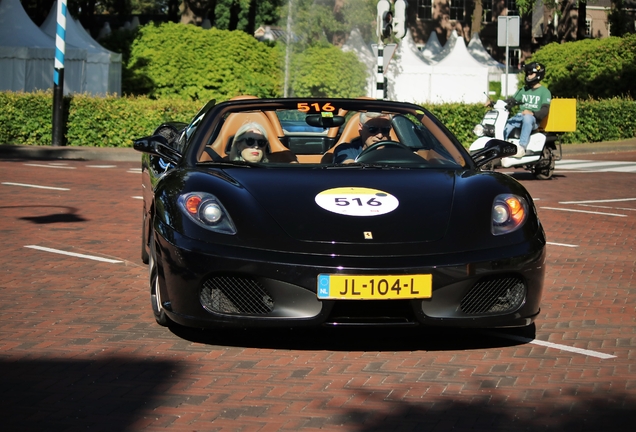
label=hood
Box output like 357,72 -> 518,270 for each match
224,168 -> 456,244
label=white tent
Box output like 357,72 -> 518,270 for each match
467,33 -> 518,96
343,29 -> 489,104
386,30 -> 488,104
467,33 -> 504,74
421,31 -> 443,62
0,0 -> 86,93
40,2 -> 122,95
428,31 -> 490,104
386,30 -> 433,103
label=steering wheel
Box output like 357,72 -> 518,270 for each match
355,140 -> 413,163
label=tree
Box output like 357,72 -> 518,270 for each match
291,44 -> 367,97
126,22 -> 282,99
470,1 -> 483,36
576,0 -> 587,40
607,0 -> 634,37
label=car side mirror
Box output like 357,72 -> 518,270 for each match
471,139 -> 518,168
133,134 -> 182,165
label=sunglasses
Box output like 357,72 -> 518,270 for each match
365,125 -> 391,135
240,137 -> 268,148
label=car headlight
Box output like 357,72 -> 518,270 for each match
473,124 -> 495,137
492,194 -> 528,235
178,192 -> 236,235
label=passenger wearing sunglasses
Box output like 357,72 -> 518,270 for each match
333,112 -> 393,164
229,122 -> 270,163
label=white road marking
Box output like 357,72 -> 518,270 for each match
555,160 -> 636,173
2,182 -> 70,191
540,207 -> 627,217
86,165 -> 117,168
547,242 -> 579,248
556,161 -> 635,169
489,332 -> 617,360
559,198 -> 636,204
24,245 -> 122,264
23,163 -> 75,169
576,204 -> 636,212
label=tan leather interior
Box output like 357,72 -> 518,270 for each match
200,111 -> 297,163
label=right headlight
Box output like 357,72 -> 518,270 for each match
178,192 -> 236,235
492,194 -> 528,235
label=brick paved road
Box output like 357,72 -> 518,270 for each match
0,153 -> 635,431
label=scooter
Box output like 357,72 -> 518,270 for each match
468,99 -> 562,180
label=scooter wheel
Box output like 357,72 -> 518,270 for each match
533,147 -> 555,180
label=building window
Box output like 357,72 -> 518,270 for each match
507,0 -> 518,16
417,0 -> 432,20
482,0 -> 493,23
585,18 -> 592,37
450,0 -> 465,20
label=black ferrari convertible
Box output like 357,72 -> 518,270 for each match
134,97 -> 545,330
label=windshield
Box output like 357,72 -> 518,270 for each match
193,99 -> 468,168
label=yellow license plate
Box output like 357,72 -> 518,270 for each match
317,274 -> 432,300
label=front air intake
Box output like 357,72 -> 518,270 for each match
200,276 -> 274,315
460,276 -> 526,315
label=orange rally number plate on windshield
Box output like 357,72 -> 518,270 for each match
317,274 -> 432,300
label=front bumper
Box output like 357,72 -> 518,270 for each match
154,224 -> 546,329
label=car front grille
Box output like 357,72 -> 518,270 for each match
200,276 -> 274,315
460,276 -> 526,315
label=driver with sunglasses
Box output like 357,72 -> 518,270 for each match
333,112 -> 393,164
229,122 -> 270,163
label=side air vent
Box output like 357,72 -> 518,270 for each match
460,277 -> 526,315
201,276 -> 274,315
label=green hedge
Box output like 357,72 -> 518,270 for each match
558,98 -> 636,144
0,91 -> 200,147
1,91 -> 634,148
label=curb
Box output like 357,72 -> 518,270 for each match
560,138 -> 636,155
0,144 -> 140,162
2,138 -> 636,162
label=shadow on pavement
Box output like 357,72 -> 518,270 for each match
170,324 -> 535,352
0,205 -> 88,224
0,357 -> 179,431
343,388 -> 636,431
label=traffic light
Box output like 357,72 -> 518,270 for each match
376,0 -> 391,40
393,0 -> 407,39
382,11 -> 393,39
376,0 -> 407,40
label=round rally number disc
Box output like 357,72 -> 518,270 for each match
315,187 -> 399,217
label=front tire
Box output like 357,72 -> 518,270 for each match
148,230 -> 171,327
533,147 -> 555,180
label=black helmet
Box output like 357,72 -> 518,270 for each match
524,62 -> 546,87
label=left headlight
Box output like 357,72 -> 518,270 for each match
492,194 -> 528,235
472,124 -> 495,137
178,192 -> 236,235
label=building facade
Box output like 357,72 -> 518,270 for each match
407,0 -> 636,67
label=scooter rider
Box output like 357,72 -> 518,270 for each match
504,62 -> 551,157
